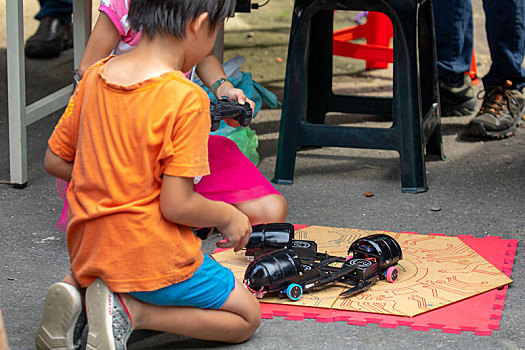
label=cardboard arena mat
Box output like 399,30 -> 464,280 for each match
212,226 -> 516,335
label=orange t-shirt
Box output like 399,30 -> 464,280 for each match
48,57 -> 211,292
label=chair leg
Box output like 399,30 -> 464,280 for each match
272,109 -> 299,185
306,10 -> 334,125
273,0 -> 312,184
390,8 -> 428,193
420,0 -> 445,160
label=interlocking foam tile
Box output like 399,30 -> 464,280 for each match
258,229 -> 517,336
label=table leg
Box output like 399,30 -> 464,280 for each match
6,0 -> 27,187
73,0 -> 92,69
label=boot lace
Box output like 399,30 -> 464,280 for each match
476,81 -> 517,118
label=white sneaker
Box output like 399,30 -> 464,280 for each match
85,278 -> 132,350
35,282 -> 83,350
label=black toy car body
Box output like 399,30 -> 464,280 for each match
210,97 -> 252,131
340,233 -> 403,296
244,223 -> 318,260
244,248 -> 357,300
245,223 -> 295,257
243,233 -> 403,300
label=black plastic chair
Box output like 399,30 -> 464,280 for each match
272,0 -> 444,193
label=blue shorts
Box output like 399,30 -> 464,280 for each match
130,254 -> 235,309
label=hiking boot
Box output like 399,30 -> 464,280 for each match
439,75 -> 477,116
35,282 -> 85,350
85,279 -> 132,350
25,17 -> 73,59
467,81 -> 525,139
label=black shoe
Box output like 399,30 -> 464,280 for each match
467,81 -> 525,139
25,17 -> 73,59
439,75 -> 477,116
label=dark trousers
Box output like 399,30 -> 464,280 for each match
35,0 -> 73,24
433,0 -> 525,90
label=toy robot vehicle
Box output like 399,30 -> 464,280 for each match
244,223 -> 318,260
194,222 -> 290,242
243,234 -> 402,300
243,248 -> 359,300
341,233 -> 403,297
245,223 -> 295,257
210,97 -> 252,132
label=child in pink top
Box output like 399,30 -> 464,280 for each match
54,0 -> 287,233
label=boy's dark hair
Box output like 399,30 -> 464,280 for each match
128,0 -> 235,39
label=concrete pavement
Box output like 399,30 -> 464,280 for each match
0,0 -> 523,349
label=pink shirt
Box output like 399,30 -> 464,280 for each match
98,0 -> 191,79
99,0 -> 141,55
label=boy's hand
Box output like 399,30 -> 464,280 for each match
216,208 -> 252,252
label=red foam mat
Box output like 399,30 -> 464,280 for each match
259,229 -> 517,336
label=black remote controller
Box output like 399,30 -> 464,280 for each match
210,97 -> 253,132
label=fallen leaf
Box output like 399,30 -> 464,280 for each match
362,192 -> 374,197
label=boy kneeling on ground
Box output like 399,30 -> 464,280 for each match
36,1 -> 261,349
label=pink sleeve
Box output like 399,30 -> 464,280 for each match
98,0 -> 129,37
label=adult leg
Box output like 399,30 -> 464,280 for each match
467,0 -> 525,138
36,0 -> 73,24
433,0 -> 473,84
433,0 -> 477,115
482,0 -> 525,90
26,0 -> 73,58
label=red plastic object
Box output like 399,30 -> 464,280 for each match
333,12 -> 393,70
469,51 -> 479,85
260,230 -> 517,336
333,11 -> 479,84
